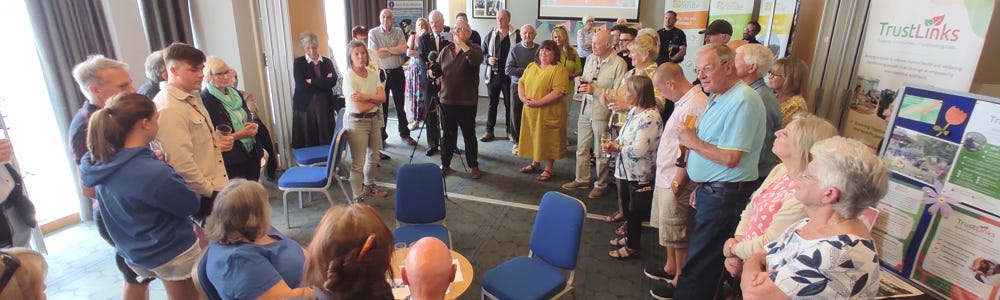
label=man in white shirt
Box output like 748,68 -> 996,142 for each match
369,9 -> 418,147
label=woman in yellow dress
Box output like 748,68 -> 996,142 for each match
517,40 -> 569,182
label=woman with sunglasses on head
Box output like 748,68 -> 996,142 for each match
767,56 -> 809,127
80,93 -> 202,299
305,203 -> 394,299
0,247 -> 47,300
201,56 -> 262,181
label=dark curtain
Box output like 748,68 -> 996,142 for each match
24,0 -> 117,220
345,0 -> 388,43
138,0 -> 194,51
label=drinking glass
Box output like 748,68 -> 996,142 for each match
216,124 -> 233,136
600,131 -> 614,158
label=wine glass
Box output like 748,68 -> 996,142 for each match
600,131 -> 614,158
216,125 -> 233,136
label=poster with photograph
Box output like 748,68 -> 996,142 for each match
665,0 -> 709,81
912,206 -> 1000,300
872,178 -> 926,272
472,0 -> 504,18
842,0 -> 994,150
944,101 -> 1000,214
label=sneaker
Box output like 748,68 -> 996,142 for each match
644,265 -> 675,282
588,187 -> 607,198
650,280 -> 675,300
561,181 -> 590,190
364,184 -> 389,198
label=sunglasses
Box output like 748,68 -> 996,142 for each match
0,251 -> 21,292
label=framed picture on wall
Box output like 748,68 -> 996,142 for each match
472,0 -> 505,18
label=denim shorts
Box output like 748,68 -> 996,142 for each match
129,241 -> 202,281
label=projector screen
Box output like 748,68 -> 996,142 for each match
537,0 -> 641,21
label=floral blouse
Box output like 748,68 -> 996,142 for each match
766,219 -> 880,299
614,108 -> 662,182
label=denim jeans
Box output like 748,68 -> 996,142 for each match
674,182 -> 754,299
346,114 -> 384,198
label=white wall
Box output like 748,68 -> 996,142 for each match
102,0 -> 151,84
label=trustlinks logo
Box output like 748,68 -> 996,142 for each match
878,15 -> 960,41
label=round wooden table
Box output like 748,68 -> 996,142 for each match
390,248 -> 474,299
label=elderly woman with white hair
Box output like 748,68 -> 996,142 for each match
741,137 -> 888,299
201,56 -> 262,181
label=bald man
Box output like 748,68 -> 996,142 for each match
647,63 -> 708,298
402,238 -> 456,300
562,29 -> 627,199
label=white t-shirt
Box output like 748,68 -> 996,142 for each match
343,66 -> 384,114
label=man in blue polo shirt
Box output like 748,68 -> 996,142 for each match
669,43 -> 766,300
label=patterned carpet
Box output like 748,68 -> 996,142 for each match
43,99 -> 667,299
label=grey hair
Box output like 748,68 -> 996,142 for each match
582,15 -> 594,23
520,24 -> 535,32
697,43 -> 735,65
144,50 -> 165,81
736,43 -> 775,78
299,31 -> 319,48
346,40 -> 369,68
72,55 -> 128,100
204,179 -> 272,245
809,137 -> 889,219
429,10 -> 443,21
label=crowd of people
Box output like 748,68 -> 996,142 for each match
0,7 -> 893,300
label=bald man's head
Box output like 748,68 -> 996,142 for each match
653,62 -> 694,101
402,238 -> 455,299
593,29 -> 613,57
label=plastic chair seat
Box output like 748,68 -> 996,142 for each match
483,256 -> 568,300
393,224 -> 449,246
292,145 -> 328,165
277,167 -> 327,188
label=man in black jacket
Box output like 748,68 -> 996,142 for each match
0,140 -> 36,249
418,10 -> 450,156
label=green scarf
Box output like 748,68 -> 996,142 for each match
207,85 -> 254,152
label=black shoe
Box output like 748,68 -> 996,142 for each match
650,280 -> 675,300
644,265 -> 675,282
425,147 -> 439,156
454,148 -> 462,155
380,152 -> 391,160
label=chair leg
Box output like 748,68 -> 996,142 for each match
282,190 -> 291,228
335,177 -> 352,204
322,190 -> 334,206
298,192 -> 305,208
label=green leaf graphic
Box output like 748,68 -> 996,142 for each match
925,19 -> 933,26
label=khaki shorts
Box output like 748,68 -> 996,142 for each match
129,241 -> 202,281
650,182 -> 695,247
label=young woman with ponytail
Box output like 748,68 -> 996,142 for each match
305,204 -> 394,299
79,93 -> 202,299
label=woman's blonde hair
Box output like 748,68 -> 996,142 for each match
204,179 -> 271,245
627,33 -> 659,64
550,27 -> 577,61
772,56 -> 809,96
787,113 -> 838,172
86,93 -> 156,163
203,56 -> 232,87
305,204 -> 394,298
415,18 -> 430,35
0,248 -> 47,300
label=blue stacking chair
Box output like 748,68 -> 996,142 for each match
482,192 -> 586,300
393,163 -> 451,248
277,123 -> 351,228
291,108 -> 344,166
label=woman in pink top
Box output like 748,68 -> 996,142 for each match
722,114 -> 838,277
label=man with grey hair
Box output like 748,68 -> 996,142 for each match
480,9 -> 519,142
137,50 -> 166,99
67,55 -> 152,299
401,237 -> 456,300
437,20 -> 483,178
417,10 -> 449,156
671,43 -> 765,299
370,9 -> 418,147
734,43 -> 781,192
504,24 -> 536,152
562,29 -> 627,199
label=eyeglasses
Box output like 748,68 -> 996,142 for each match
694,60 -> 730,75
213,70 -> 235,77
767,71 -> 784,78
0,252 -> 21,292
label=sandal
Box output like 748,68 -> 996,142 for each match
615,222 -> 628,236
609,237 -> 627,247
603,211 -> 625,223
609,247 -> 640,259
519,164 -> 541,173
536,169 -> 553,181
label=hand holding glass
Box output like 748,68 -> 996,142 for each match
675,114 -> 698,168
216,125 -> 233,136
600,131 -> 614,158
